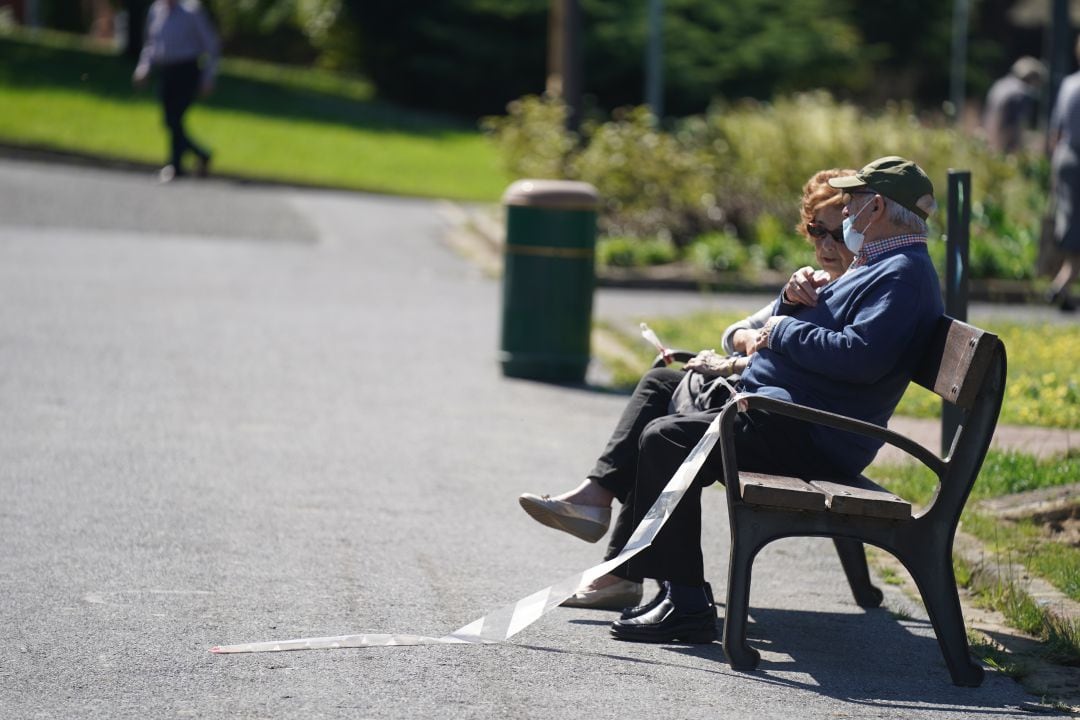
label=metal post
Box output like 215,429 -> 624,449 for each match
943,170 -> 971,455
546,0 -> 583,133
562,0 -> 583,132
25,0 -> 41,27
645,0 -> 664,121
949,0 -> 969,123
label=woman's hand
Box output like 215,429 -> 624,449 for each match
744,316 -> 784,356
730,328 -> 756,355
684,350 -> 747,377
783,266 -> 831,307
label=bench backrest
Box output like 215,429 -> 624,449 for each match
910,316 -> 1007,523
912,316 -> 1001,410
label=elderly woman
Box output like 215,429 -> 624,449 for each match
518,168 -> 857,610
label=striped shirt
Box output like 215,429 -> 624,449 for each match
136,0 -> 220,83
851,233 -> 928,267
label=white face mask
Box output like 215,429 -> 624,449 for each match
842,197 -> 874,254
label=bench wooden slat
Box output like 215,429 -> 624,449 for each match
809,477 -> 912,520
739,472 -> 829,512
913,319 -> 997,410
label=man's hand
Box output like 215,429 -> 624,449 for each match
199,78 -> 215,98
132,66 -> 149,89
744,316 -> 783,356
783,266 -> 831,307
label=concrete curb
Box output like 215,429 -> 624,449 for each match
955,529 -> 1080,625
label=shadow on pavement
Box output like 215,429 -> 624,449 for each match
523,606 -> 1051,714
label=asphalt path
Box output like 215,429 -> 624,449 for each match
0,158 -> 1056,718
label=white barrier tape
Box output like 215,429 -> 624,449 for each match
210,414 -> 723,654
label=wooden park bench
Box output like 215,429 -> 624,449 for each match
659,315 -> 1006,686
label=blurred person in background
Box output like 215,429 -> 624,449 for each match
133,0 -> 219,183
982,56 -> 1046,155
1047,39 -> 1080,313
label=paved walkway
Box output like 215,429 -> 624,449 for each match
0,157 -> 1068,718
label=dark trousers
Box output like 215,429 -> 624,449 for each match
590,368 -> 685,562
158,60 -> 209,171
590,368 -> 841,585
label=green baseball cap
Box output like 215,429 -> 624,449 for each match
828,156 -> 935,219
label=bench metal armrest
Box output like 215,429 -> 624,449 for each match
725,392 -> 946,480
650,349 -> 697,368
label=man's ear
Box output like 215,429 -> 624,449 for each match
870,195 -> 886,219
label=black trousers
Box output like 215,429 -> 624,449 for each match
590,368 -> 842,585
158,60 -> 209,171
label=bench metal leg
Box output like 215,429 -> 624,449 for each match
722,531 -> 761,671
833,539 -> 884,609
902,551 -> 985,687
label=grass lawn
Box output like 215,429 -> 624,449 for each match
873,449 -> 1080,667
871,450 -> 1080,602
601,313 -> 1080,429
0,29 -> 508,201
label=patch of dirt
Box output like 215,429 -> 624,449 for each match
1030,507 -> 1080,548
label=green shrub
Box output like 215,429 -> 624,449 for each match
597,235 -> 678,268
570,106 -> 717,244
968,199 -> 1040,280
485,92 -> 1049,280
480,95 -> 577,180
685,231 -> 751,273
753,214 -> 816,272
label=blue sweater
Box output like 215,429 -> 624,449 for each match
739,245 -> 943,476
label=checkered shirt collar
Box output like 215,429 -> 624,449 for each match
851,233 -> 928,267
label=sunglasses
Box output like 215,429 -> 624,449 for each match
806,222 -> 843,242
841,189 -> 876,206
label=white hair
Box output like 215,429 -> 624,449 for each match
884,198 -> 930,234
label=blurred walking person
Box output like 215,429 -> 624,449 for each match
1048,40 -> 1080,312
982,56 -> 1045,155
133,0 -> 219,183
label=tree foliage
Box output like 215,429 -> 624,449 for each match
68,0 -> 1070,118
584,0 -> 864,115
341,0 -> 549,115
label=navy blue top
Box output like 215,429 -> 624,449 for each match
739,244 -> 944,476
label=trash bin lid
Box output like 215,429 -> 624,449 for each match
502,179 -> 599,210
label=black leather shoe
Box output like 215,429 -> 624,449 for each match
620,581 -> 667,620
622,581 -> 715,620
610,597 -> 718,643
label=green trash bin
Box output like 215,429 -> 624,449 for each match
499,179 -> 599,382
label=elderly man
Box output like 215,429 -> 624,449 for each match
133,0 -> 219,182
604,156 -> 944,642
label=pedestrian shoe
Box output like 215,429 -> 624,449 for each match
621,580 -> 714,620
1046,287 -> 1077,313
518,493 -> 611,543
561,578 -> 643,610
609,597 -> 718,644
157,165 -> 179,184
